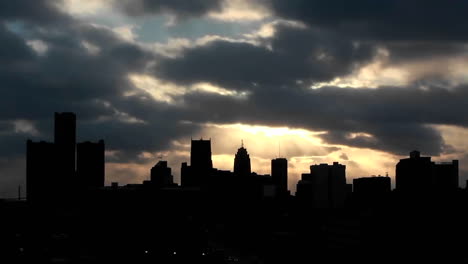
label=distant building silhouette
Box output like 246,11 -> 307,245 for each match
396,151 -> 458,194
234,142 -> 251,177
26,141 -> 58,203
55,112 -> 76,181
182,139 -> 213,187
434,161 -> 459,191
353,176 -> 391,195
181,162 -> 191,187
26,113 -> 106,203
272,158 -> 288,196
150,161 -> 174,188
296,162 -> 347,208
77,140 -> 105,189
191,139 -> 213,172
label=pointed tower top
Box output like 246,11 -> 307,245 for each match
241,139 -> 244,148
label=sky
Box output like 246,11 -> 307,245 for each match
2,0 -> 468,197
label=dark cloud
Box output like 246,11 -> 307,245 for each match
321,124 -> 445,156
174,84 -> 468,156
0,23 -> 35,63
115,0 -> 223,18
0,1 -> 200,163
0,0 -> 70,24
339,153 -> 349,161
156,24 -> 376,89
267,0 -> 468,41
384,42 -> 468,64
265,0 -> 468,66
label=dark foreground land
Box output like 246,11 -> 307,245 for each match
2,190 -> 468,264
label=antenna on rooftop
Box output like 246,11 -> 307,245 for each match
241,139 -> 244,148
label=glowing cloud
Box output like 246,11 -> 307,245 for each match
208,0 -> 271,22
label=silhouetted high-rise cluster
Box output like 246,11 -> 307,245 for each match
25,113 -> 464,208
296,162 -> 347,208
26,113 -> 105,203
396,150 -> 458,194
12,112 -> 468,263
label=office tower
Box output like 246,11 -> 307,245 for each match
54,112 -> 76,180
234,142 -> 251,177
26,140 -> 58,203
396,151 -> 433,193
181,162 -> 191,187
151,160 -> 173,188
328,162 -> 347,208
271,158 -> 288,196
396,151 -> 458,193
77,140 -> 105,189
296,162 -> 347,208
191,139 -> 213,171
297,164 -> 329,208
189,139 -> 213,185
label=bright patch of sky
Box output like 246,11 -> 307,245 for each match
60,0 -> 272,44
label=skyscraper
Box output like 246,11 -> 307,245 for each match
54,112 -> 76,180
181,139 -> 213,187
181,162 -> 192,187
296,162 -> 347,208
151,160 -> 173,188
190,139 -> 213,185
26,140 -> 58,203
271,158 -> 288,196
77,140 -> 105,189
191,139 -> 213,171
234,141 -> 251,177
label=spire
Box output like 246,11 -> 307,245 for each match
241,139 -> 244,148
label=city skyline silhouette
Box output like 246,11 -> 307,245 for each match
17,112 -> 465,198
3,111 -> 468,263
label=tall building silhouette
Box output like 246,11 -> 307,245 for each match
26,140 -> 58,203
296,162 -> 347,208
77,140 -> 105,189
181,162 -> 191,187
191,139 -> 213,171
234,141 -> 251,177
182,139 -> 213,187
151,160 -> 173,188
271,158 -> 288,196
54,112 -> 76,182
26,113 -> 108,203
396,151 -> 458,194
